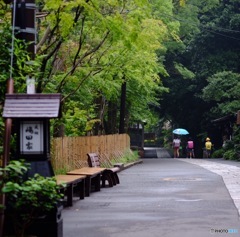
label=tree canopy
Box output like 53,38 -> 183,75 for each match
0,0 -> 181,137
158,0 -> 240,145
1,0 -> 240,158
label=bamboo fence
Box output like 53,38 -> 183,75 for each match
51,133 -> 131,172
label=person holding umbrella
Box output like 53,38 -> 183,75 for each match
172,128 -> 189,158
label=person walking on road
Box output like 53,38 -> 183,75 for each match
205,137 -> 212,158
186,137 -> 194,158
173,136 -> 181,158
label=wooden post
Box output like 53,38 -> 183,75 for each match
0,78 -> 14,237
0,1 -> 36,235
237,111 -> 240,125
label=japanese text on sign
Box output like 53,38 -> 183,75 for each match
20,121 -> 43,154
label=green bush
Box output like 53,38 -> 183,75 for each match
223,140 -> 235,150
0,160 -> 63,237
223,149 -> 238,160
211,148 -> 224,158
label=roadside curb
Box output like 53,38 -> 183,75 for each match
122,159 -> 143,171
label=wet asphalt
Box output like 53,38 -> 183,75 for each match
62,149 -> 240,237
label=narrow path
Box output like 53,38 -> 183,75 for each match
63,158 -> 240,237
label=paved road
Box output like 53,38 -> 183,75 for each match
181,158 -> 240,217
62,153 -> 240,237
144,147 -> 172,158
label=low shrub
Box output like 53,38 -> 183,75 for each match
211,148 -> 224,158
223,149 -> 238,160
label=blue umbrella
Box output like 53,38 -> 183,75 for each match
173,128 -> 189,135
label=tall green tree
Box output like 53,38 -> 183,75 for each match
202,71 -> 240,116
189,0 -> 240,141
158,0 -> 240,143
1,0 -> 180,137
158,0 -> 219,129
36,0 -> 180,135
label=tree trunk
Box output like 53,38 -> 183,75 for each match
53,123 -> 65,137
119,81 -> 126,134
106,100 -> 118,134
93,96 -> 106,135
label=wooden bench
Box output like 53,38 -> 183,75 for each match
67,167 -> 106,197
55,174 -> 86,206
87,153 -> 120,188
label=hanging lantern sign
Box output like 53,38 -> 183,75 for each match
3,93 -> 61,163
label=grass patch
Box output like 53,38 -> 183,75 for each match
54,167 -> 68,175
118,149 -> 139,164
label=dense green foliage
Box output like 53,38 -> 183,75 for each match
202,71 -> 240,116
0,0 -> 181,142
158,0 -> 240,156
0,0 -> 179,137
0,160 -> 63,237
